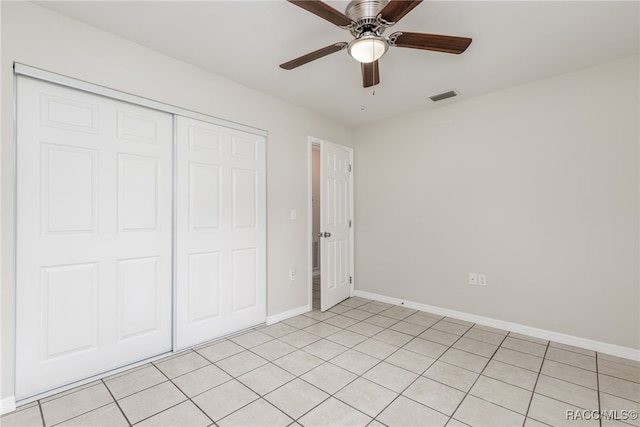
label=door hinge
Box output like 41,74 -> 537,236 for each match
349,276 -> 352,284
349,220 -> 352,228
348,164 -> 352,172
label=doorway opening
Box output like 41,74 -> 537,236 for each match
311,143 -> 321,310
308,136 -> 354,312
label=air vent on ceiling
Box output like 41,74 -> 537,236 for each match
429,90 -> 458,102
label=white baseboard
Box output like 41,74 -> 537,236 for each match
0,395 -> 16,415
354,290 -> 640,361
266,304 -> 311,325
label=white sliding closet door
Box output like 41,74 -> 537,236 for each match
16,77 -> 173,399
175,116 -> 266,350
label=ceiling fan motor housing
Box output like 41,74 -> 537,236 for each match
346,0 -> 390,37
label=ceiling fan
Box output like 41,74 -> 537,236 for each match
280,0 -> 472,88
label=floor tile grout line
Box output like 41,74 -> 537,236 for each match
493,343 -> 546,360
548,344 -> 598,359
522,339 -> 550,426
125,397 -> 190,426
216,396 -> 296,426
405,321 -> 487,401
153,357 -> 217,427
361,333 -> 465,424
195,339 -> 249,364
463,379 -> 541,419
37,400 -> 46,427
287,376 -> 350,421
348,318 -> 482,425
542,351 -> 597,368
186,346 -> 288,424
103,368 -> 170,401
311,302 -> 540,409
185,398 -> 217,427
191,326 -> 346,424
34,380 -> 105,406
424,356 -> 534,395
110,352 -> 218,425
226,332 -> 277,352
449,333 -> 503,348
488,352 -> 546,375
443,328 -> 513,426
48,402 -> 124,427
533,367 -> 601,391
285,304 -> 421,423
478,365 -> 538,394
596,352 -> 602,427
207,393 -> 262,425
41,391 -> 119,427
243,353 -> 372,424
168,353 -> 233,381
583,370 -> 640,387
597,354 -> 640,370
543,355 -> 598,373
178,375 -> 236,401
152,348 -> 209,377
598,390 -> 640,406
100,378 -> 132,427
549,342 -> 600,358
312,383 -> 380,423
531,388 -> 600,417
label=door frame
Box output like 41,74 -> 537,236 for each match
306,136 -> 354,311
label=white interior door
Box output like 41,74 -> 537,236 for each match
175,116 -> 266,350
15,77 -> 173,399
320,140 -> 353,311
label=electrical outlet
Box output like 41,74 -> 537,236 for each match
478,274 -> 487,286
469,273 -> 478,285
289,266 -> 296,281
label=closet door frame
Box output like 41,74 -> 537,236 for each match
13,63 -> 268,403
14,64 -> 266,138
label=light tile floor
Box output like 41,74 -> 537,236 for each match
3,296 -> 639,427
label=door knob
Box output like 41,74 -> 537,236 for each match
318,232 -> 331,238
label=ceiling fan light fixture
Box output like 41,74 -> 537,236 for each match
348,33 -> 388,63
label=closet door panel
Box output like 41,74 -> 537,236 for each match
16,77 -> 173,400
176,116 -> 266,349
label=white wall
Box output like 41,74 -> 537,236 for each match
0,2 -> 352,401
354,55 -> 639,350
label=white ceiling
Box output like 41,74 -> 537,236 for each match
37,1 -> 639,128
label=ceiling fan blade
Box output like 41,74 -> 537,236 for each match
287,0 -> 353,27
379,0 -> 423,24
392,32 -> 472,54
280,43 -> 347,70
361,61 -> 380,88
